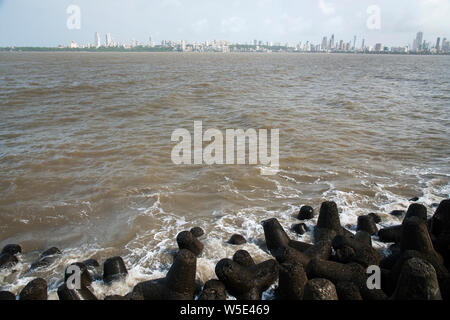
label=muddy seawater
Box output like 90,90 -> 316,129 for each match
0,52 -> 449,299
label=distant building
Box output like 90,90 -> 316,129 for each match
106,33 -> 113,47
374,43 -> 383,52
436,37 -> 441,51
415,32 -> 423,51
443,38 -> 449,52
95,32 -> 101,48
321,36 -> 328,51
69,41 -> 78,49
391,46 -> 408,53
305,41 -> 311,52
148,36 -> 155,47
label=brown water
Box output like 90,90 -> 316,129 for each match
0,52 -> 449,298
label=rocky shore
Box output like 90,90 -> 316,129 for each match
1,199 -> 449,301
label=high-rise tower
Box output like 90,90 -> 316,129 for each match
106,33 -> 112,47
321,36 -> 328,51
95,32 -> 101,48
416,32 -> 423,51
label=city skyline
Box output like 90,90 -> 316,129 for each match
54,30 -> 448,55
0,0 -> 450,47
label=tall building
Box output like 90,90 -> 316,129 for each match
436,37 -> 441,51
353,35 -> 357,50
412,39 -> 418,52
361,39 -> 365,51
321,36 -> 328,51
95,32 -> 101,48
443,38 -> 448,52
329,34 -> 335,49
106,33 -> 113,47
415,32 -> 423,51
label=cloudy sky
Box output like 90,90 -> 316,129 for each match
0,0 -> 449,47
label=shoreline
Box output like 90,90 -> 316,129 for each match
1,48 -> 450,56
1,198 -> 449,300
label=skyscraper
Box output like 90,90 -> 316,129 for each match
106,33 -> 113,47
353,35 -> 356,50
436,37 -> 441,51
95,32 -> 101,48
412,39 -> 418,52
321,36 -> 328,51
361,39 -> 365,51
416,32 -> 423,51
443,38 -> 448,52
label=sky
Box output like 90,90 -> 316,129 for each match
0,0 -> 449,47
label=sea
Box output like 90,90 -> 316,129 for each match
0,52 -> 449,299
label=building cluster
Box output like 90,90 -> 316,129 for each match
411,31 -> 450,54
63,31 -> 449,54
366,32 -> 449,54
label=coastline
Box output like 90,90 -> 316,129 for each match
1,47 -> 450,56
1,198 -> 449,300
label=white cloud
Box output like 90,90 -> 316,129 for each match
232,0 -> 242,8
417,0 -> 450,31
221,16 -> 246,33
160,0 -> 182,8
281,14 -> 313,34
390,0 -> 450,34
258,0 -> 273,8
192,19 -> 209,34
327,16 -> 344,29
318,0 -> 336,16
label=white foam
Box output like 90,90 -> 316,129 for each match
2,164 -> 449,300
